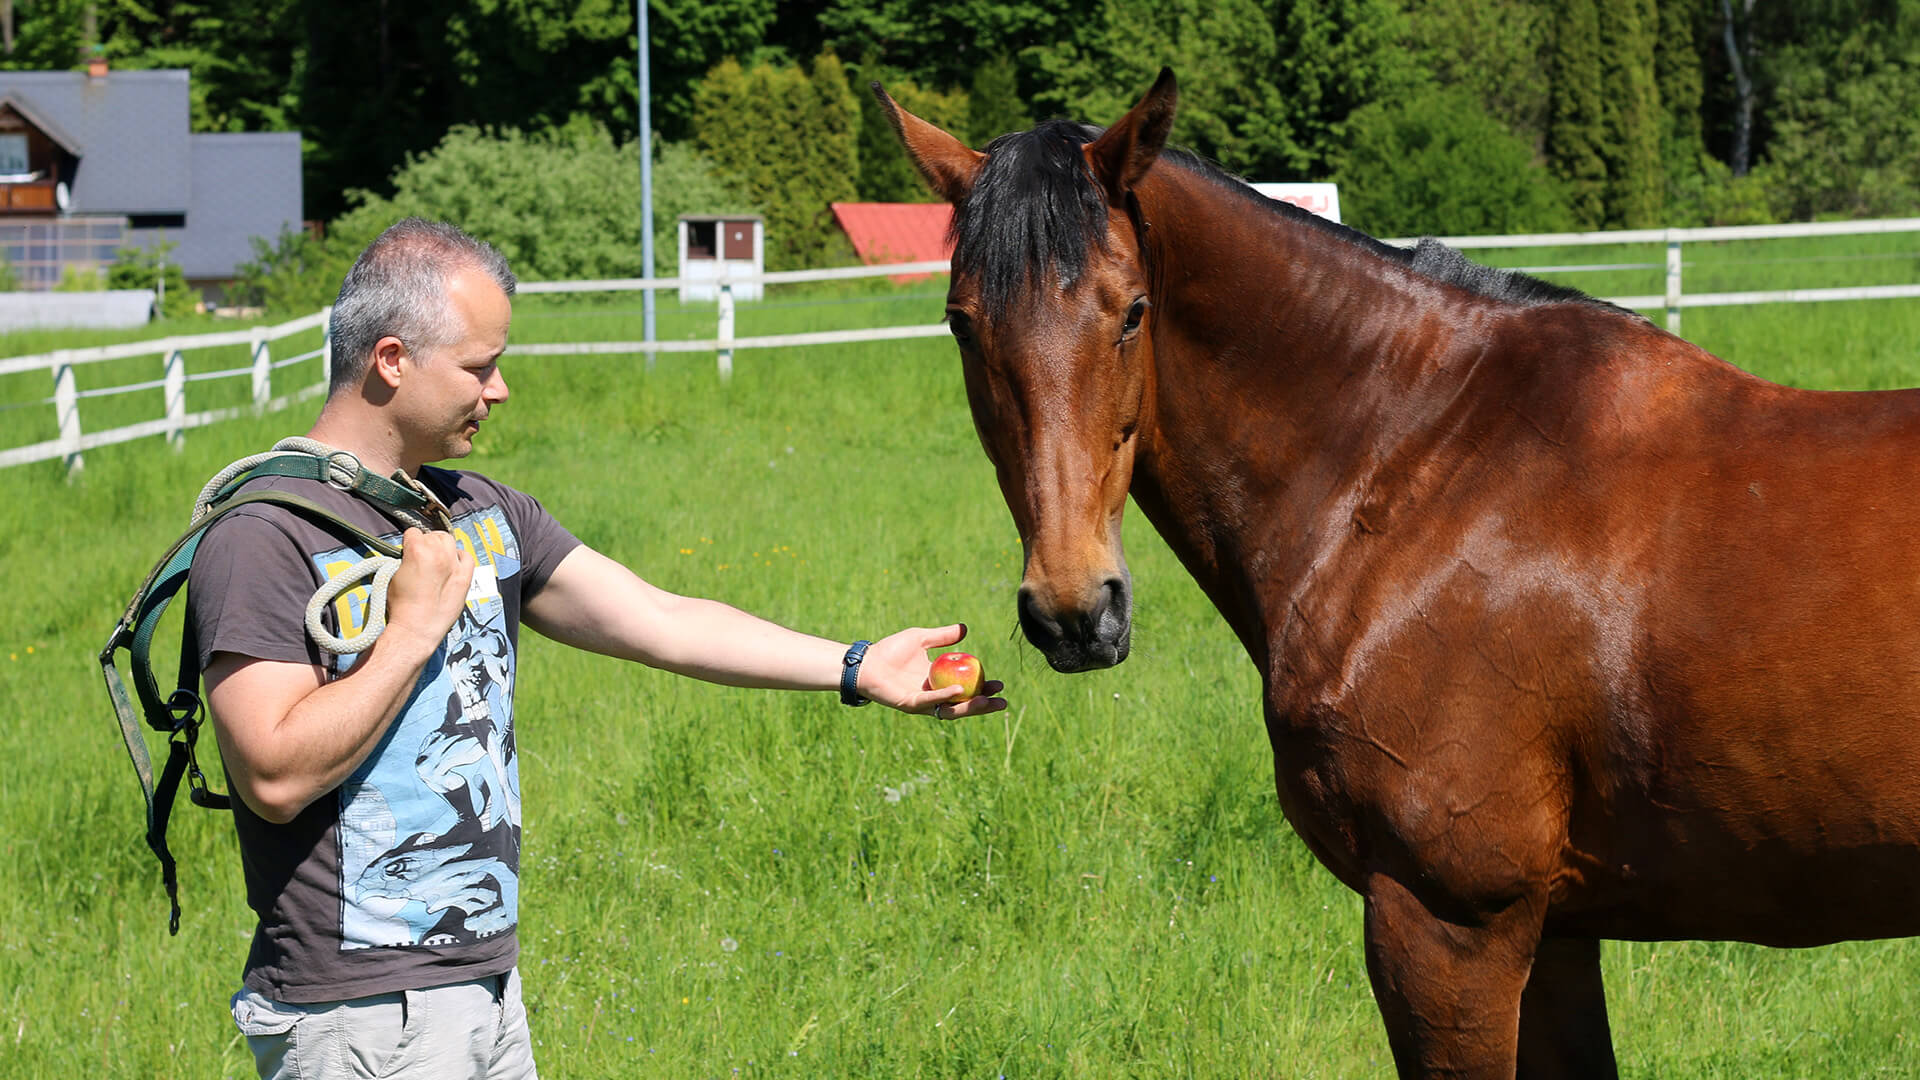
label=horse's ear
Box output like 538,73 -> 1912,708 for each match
872,82 -> 986,205
1084,67 -> 1178,203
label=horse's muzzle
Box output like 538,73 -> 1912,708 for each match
1018,575 -> 1132,672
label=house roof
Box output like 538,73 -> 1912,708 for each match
0,70 -> 192,213
830,202 -> 953,275
132,133 -> 304,279
0,91 -> 84,156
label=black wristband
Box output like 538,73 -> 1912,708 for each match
840,640 -> 871,706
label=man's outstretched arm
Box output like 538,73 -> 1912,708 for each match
522,545 -> 1006,716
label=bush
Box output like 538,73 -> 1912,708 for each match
1762,32 -> 1920,220
1664,156 -> 1777,227
108,241 -> 196,318
234,121 -> 759,312
1334,89 -> 1574,237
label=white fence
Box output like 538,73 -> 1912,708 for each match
1391,217 -> 1920,338
4,219 -> 1919,477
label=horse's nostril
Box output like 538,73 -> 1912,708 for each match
1017,586 -> 1062,648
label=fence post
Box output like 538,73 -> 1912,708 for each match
164,349 -> 186,450
320,305 -> 333,390
52,355 -> 82,479
1665,234 -> 1683,337
717,278 -> 734,382
250,328 -> 271,412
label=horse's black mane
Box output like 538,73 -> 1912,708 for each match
951,119 -> 1611,315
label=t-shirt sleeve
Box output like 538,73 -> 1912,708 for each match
187,509 -> 327,671
496,483 -> 581,597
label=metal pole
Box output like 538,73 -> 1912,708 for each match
636,0 -> 656,366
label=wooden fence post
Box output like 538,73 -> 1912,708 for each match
52,355 -> 81,478
717,279 -> 734,382
250,329 -> 271,412
164,348 -> 185,450
1665,236 -> 1684,337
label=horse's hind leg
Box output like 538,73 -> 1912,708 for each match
1363,872 -> 1540,1078
1516,937 -> 1617,1079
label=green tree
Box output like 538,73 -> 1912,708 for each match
1028,0 -> 1414,184
1764,28 -> 1920,219
694,54 -> 860,269
649,0 -> 779,140
966,53 -> 1028,146
1547,0 -> 1607,227
854,66 -> 968,202
1334,88 -> 1572,237
1599,0 -> 1664,227
1399,0 -> 1553,140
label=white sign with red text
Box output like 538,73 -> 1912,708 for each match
1250,182 -> 1341,224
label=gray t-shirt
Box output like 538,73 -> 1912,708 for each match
187,465 -> 580,1003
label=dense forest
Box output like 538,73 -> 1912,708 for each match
8,0 -> 1916,296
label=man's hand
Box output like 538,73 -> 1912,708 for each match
384,527 -> 475,655
858,623 -> 1008,719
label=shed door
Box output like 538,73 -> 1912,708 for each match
723,221 -> 754,260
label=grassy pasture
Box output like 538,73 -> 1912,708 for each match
3,240 -> 1920,1078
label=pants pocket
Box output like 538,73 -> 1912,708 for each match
231,989 -> 308,1078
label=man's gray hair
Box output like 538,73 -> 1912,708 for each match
327,218 -> 517,396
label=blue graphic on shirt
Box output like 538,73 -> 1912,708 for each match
314,505 -> 523,950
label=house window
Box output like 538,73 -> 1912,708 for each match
0,134 -> 28,177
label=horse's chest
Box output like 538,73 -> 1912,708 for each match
1260,578 -> 1587,899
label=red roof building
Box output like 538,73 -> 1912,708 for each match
830,201 -> 953,281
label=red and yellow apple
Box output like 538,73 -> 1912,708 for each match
928,651 -> 985,699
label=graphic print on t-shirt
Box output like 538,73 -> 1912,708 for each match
314,506 -> 524,950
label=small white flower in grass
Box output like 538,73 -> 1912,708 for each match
720,937 -> 738,953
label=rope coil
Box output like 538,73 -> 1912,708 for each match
199,438 -> 447,656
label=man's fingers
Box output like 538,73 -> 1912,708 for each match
919,623 -> 966,651
932,695 -> 1008,719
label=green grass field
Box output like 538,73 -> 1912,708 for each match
4,241 -> 1920,1078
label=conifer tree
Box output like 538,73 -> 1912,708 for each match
1548,0 -> 1609,227
1600,0 -> 1666,226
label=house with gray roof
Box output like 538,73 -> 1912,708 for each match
0,61 -> 301,295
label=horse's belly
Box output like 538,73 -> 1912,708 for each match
1554,775 -> 1920,946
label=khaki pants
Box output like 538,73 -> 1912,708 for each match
231,969 -> 537,1079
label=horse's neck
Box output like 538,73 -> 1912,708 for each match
1126,166 -> 1494,661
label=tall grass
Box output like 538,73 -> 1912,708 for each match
3,253 -> 1920,1078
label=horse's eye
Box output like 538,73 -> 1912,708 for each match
947,310 -> 975,346
1122,297 -> 1149,338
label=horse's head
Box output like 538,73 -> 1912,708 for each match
877,70 -> 1177,672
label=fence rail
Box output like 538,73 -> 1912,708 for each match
5,220 -> 1920,477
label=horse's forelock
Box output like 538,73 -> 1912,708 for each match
951,120 -> 1113,311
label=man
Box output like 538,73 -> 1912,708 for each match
190,218 -> 1005,1079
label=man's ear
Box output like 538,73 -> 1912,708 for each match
1084,67 -> 1178,204
872,82 -> 986,205
370,336 -> 409,389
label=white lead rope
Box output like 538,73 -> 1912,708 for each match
304,555 -> 403,656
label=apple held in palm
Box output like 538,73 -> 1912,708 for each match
928,651 -> 986,699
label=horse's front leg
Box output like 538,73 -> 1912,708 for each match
1364,871 -> 1544,1079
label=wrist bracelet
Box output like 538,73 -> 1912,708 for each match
840,640 -> 871,706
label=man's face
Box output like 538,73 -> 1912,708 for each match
404,265 -> 511,465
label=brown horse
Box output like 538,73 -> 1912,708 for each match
878,69 -> 1920,1078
